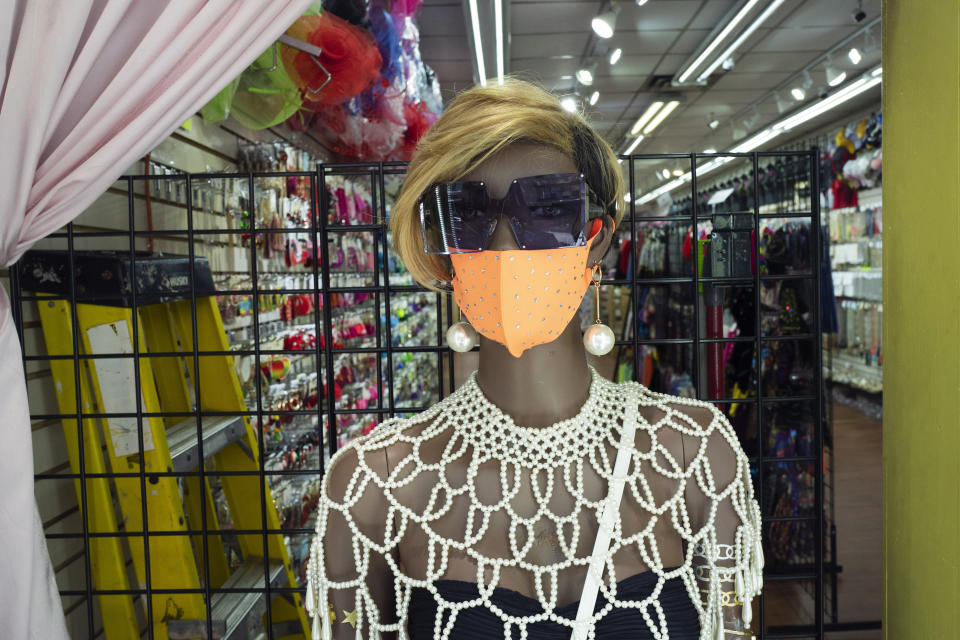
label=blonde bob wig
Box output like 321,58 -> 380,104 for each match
390,77 -> 625,290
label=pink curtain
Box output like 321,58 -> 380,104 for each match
0,1 -> 313,636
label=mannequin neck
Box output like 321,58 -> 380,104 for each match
475,316 -> 592,428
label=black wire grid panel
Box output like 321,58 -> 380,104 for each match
11,152 -> 836,638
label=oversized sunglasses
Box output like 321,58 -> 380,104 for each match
418,172 -> 604,254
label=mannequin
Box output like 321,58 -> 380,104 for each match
306,79 -> 762,640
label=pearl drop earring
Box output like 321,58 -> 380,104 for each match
446,305 -> 478,353
582,266 -> 615,356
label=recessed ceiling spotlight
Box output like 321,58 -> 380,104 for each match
590,91 -> 600,105
708,119 -> 720,129
791,87 -> 806,101
609,47 -> 622,65
561,96 -> 578,113
848,47 -> 862,65
592,5 -> 619,39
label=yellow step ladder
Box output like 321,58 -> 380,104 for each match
24,251 -> 309,640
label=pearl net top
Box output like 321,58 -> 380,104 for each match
306,368 -> 763,639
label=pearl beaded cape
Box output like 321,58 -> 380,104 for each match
306,368 -> 763,640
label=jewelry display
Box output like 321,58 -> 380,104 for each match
306,367 -> 763,640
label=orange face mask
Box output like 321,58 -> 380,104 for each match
450,233 -> 598,358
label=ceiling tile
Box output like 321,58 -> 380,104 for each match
417,4 -> 467,36
511,33 -> 590,58
621,1 -> 702,31
511,2 -> 601,35
733,51 -> 811,73
605,55 -> 661,77
420,36 -> 471,62
779,0 -> 881,28
653,53 -> 688,76
751,25 -> 852,52
711,71 -> 792,91
616,29 -> 682,55
688,0 -> 739,29
668,29 -> 711,55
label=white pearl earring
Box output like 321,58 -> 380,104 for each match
446,307 -> 478,352
583,266 -> 615,356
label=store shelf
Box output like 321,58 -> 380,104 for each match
823,350 -> 882,394
166,559 -> 285,640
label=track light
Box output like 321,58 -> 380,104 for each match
848,47 -> 862,65
609,47 -> 622,65
672,168 -> 685,177
826,62 -> 847,87
590,91 -> 600,105
576,63 -> 597,86
708,119 -> 720,129
636,0 -> 649,5
642,100 -> 680,135
721,57 -> 735,71
775,91 -> 792,113
561,96 -> 578,113
791,87 -> 806,101
592,6 -> 619,39
661,168 -> 671,180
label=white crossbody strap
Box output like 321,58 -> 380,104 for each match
571,389 -> 638,640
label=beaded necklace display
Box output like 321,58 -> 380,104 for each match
306,368 -> 763,640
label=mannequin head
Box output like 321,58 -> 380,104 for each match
390,78 -> 625,289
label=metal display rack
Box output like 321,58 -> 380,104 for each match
11,154 -> 848,638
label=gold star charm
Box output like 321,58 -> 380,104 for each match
327,603 -> 336,625
342,608 -> 358,628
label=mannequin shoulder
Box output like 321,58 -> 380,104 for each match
323,413 -> 439,500
622,382 -> 743,474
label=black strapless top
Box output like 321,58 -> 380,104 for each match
408,570 -> 700,639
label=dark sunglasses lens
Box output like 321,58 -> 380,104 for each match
422,183 -> 492,253
512,174 -> 586,250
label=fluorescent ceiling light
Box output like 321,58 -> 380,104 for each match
642,100 -> 680,134
592,8 -> 618,39
590,91 -> 600,105
848,47 -> 862,65
825,63 -> 846,87
677,0 -> 762,83
623,134 -> 645,155
636,67 -> 881,206
609,47 -> 622,65
697,0 -> 785,82
495,0 -> 504,83
777,71 -> 882,131
468,0 -> 486,86
631,101 -> 664,135
791,87 -> 806,101
561,96 -> 578,113
704,148 -> 717,154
